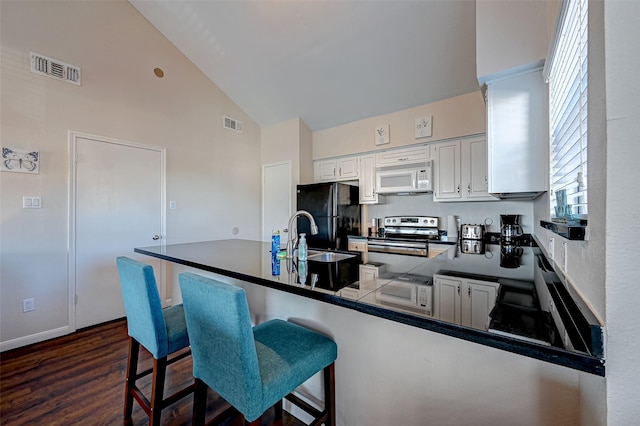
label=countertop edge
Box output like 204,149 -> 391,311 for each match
135,243 -> 605,377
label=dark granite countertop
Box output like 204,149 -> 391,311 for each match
135,238 -> 604,376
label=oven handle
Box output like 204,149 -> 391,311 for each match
367,242 -> 428,256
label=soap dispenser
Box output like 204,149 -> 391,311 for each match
298,233 -> 308,261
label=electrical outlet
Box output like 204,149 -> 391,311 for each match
548,237 -> 554,260
23,196 -> 42,209
23,298 -> 35,312
169,200 -> 176,210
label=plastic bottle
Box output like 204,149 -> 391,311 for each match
271,229 -> 280,255
271,230 -> 280,275
298,260 -> 307,286
298,233 -> 308,261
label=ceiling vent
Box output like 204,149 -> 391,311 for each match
30,52 -> 81,85
223,115 -> 243,133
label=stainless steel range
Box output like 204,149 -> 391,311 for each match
367,216 -> 439,256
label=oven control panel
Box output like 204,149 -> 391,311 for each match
384,216 -> 438,228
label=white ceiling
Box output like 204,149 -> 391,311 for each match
130,1 -> 480,132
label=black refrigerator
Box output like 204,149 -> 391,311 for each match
296,182 -> 361,251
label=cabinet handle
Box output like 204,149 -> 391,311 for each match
333,168 -> 336,176
457,285 -> 460,294
457,184 -> 460,194
468,286 -> 471,297
467,183 -> 471,195
339,167 -> 342,176
398,157 -> 409,161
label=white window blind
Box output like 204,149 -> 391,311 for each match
546,0 -> 588,218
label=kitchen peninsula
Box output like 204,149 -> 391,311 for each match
135,238 -> 603,376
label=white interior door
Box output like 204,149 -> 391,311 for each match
262,161 -> 291,244
71,133 -> 164,330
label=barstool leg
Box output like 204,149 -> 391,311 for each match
124,337 -> 140,421
149,356 -> 167,426
246,417 -> 262,426
273,399 -> 283,420
325,363 -> 336,426
192,378 -> 208,426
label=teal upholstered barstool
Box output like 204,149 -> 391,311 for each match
179,272 -> 337,426
116,257 -> 194,426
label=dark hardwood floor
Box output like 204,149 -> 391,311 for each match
0,319 -> 306,426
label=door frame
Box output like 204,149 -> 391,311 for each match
67,130 -> 167,332
261,161 -> 292,242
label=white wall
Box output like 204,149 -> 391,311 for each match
312,91 -> 486,160
261,117 -> 314,243
601,0 -> 640,423
0,1 -> 261,348
476,0 -> 551,82
369,195 -> 534,237
531,0 -> 640,424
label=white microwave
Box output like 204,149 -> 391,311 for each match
375,274 -> 433,315
375,161 -> 432,194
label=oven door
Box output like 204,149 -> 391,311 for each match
376,169 -> 417,194
367,239 -> 428,256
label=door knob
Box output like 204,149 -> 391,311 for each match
152,235 -> 160,240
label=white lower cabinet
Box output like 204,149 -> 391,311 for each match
433,136 -> 495,202
340,263 -> 386,300
433,274 -> 499,329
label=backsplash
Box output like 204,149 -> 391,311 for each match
366,194 -> 534,235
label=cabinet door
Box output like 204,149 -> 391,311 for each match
359,155 -> 383,204
337,156 -> 359,179
461,280 -> 499,330
487,69 -> 547,194
316,159 -> 337,182
359,265 -> 378,284
465,137 -> 493,200
433,142 -> 461,201
376,145 -> 430,166
433,276 -> 461,324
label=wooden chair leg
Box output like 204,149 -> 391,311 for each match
149,356 -> 168,426
324,363 -> 336,426
273,399 -> 283,420
246,417 -> 262,426
124,337 -> 140,421
192,378 -> 208,426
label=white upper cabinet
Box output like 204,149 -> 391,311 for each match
359,154 -> 384,204
314,155 -> 359,182
433,140 -> 461,201
486,69 -> 547,198
433,136 -> 495,202
375,144 -> 431,167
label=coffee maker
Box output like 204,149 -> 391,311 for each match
500,215 -> 523,244
500,214 -> 524,268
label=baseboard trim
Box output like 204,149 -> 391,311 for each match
1,326 -> 69,352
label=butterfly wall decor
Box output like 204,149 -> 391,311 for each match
2,147 -> 40,174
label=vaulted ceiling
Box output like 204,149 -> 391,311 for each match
130,1 -> 480,132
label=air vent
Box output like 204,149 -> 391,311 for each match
223,115 -> 243,133
30,52 -> 81,85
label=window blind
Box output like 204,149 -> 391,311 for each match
546,0 -> 588,217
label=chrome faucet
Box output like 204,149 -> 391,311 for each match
286,210 -> 319,259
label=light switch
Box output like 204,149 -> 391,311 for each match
169,201 -> 176,210
23,196 -> 42,209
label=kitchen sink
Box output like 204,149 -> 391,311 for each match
307,251 -> 356,263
